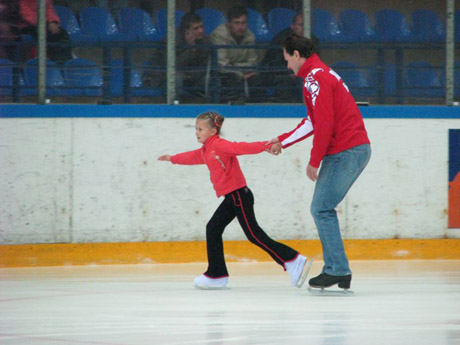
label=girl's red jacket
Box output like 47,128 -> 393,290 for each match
277,54 -> 370,168
170,135 -> 268,197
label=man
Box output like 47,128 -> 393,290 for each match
209,5 -> 262,101
16,0 -> 72,64
143,12 -> 210,100
176,12 -> 211,98
263,11 -> 319,68
261,12 -> 319,102
268,34 -> 371,290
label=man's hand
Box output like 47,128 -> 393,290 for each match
306,164 -> 318,181
47,22 -> 60,34
242,72 -> 257,79
184,29 -> 196,44
265,138 -> 282,155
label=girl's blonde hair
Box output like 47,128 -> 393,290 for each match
196,111 -> 225,134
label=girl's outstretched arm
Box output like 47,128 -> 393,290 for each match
158,155 -> 171,161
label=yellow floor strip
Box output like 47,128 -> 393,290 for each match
1,239 -> 459,268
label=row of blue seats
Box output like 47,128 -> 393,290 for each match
1,58 -> 457,98
332,61 -> 458,98
0,58 -> 163,97
52,6 -> 460,44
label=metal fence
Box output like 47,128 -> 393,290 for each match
0,0 -> 458,105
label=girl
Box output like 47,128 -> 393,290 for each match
158,111 -> 312,289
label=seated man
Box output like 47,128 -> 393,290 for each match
15,0 -> 72,64
209,5 -> 263,102
143,12 -> 211,101
261,11 -> 320,102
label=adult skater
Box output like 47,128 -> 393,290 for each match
267,34 -> 371,290
158,111 -> 312,290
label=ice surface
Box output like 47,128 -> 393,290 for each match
1,260 -> 459,345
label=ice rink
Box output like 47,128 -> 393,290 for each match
1,260 -> 459,345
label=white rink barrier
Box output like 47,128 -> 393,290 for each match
1,114 -> 459,244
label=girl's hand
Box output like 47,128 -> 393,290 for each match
265,138 -> 282,155
158,155 -> 171,161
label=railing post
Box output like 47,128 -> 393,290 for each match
37,0 -> 46,104
445,0 -> 455,105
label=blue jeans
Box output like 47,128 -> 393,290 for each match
310,144 -> 371,276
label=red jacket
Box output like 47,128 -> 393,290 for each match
170,134 -> 267,197
19,0 -> 60,27
278,54 -> 370,168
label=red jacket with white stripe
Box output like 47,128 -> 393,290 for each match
278,54 -> 370,168
170,135 -> 268,197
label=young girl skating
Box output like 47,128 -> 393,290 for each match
158,111 -> 312,289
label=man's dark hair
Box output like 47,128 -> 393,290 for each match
226,6 -> 248,21
292,11 -> 302,24
283,34 -> 317,58
180,12 -> 203,33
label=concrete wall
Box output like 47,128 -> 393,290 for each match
1,105 -> 459,244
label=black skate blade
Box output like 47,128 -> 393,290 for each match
307,286 -> 354,296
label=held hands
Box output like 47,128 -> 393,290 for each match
158,155 -> 171,161
265,138 -> 282,156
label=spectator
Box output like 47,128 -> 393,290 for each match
15,0 -> 72,64
261,12 -> 320,102
209,5 -> 263,102
0,0 -> 18,60
143,12 -> 211,101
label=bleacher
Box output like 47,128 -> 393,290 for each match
0,3 -> 458,104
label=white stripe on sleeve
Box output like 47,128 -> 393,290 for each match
280,117 -> 314,147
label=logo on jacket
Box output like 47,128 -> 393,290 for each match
304,68 -> 323,106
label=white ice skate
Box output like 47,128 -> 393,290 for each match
194,274 -> 228,290
286,255 -> 314,288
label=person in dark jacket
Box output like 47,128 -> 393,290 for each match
143,12 -> 211,101
261,12 -> 319,102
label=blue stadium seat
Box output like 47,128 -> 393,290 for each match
54,5 -> 81,41
79,6 -> 130,42
195,8 -> 226,35
338,9 -> 376,42
312,9 -> 344,42
374,9 -> 413,42
331,61 -> 374,97
403,61 -> 444,97
368,63 -> 397,97
267,8 -> 296,37
118,7 -> 162,42
110,59 -> 162,97
63,58 -> 103,96
55,5 -> 96,43
411,10 -> 445,42
155,8 -> 185,40
0,59 -> 13,96
247,8 -> 272,42
22,58 -> 67,96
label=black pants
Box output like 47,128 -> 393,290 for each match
205,187 -> 298,278
18,26 -> 72,64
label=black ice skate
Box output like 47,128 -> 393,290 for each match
307,273 -> 354,295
